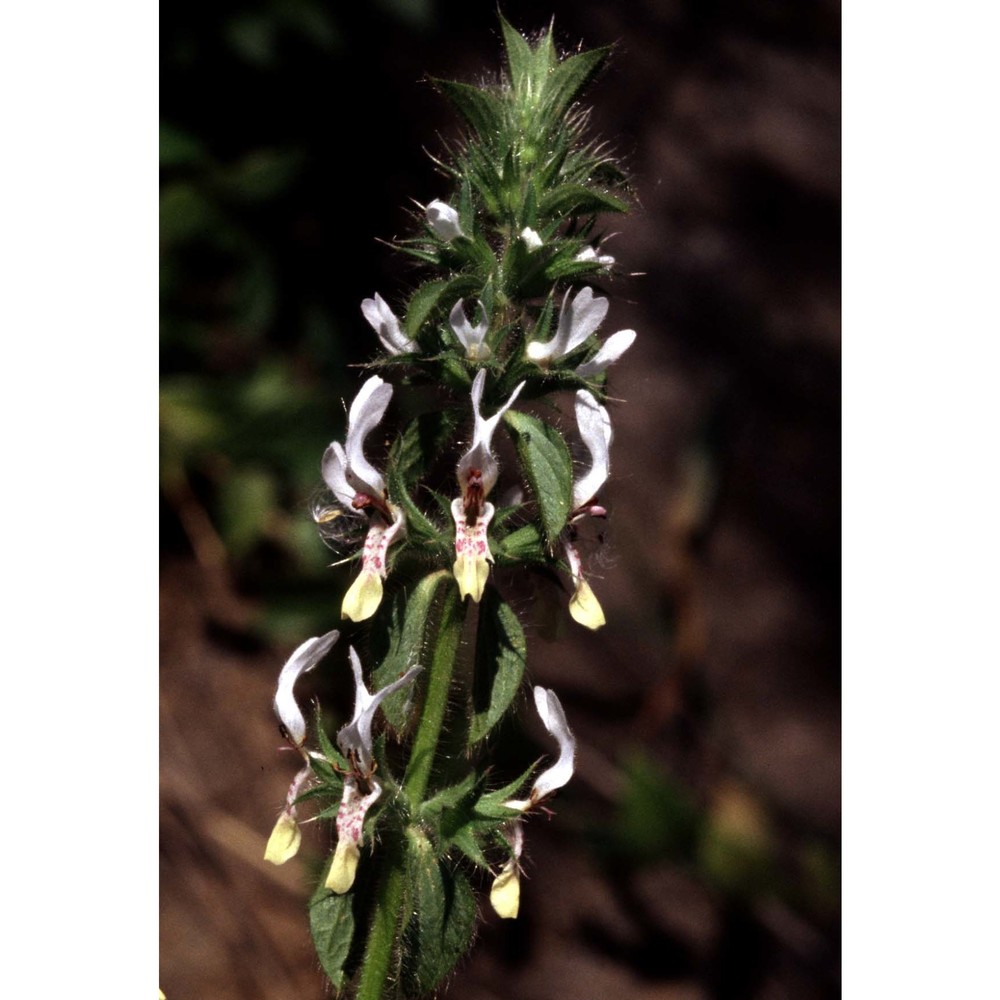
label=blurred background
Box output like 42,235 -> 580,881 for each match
160,0 -> 840,997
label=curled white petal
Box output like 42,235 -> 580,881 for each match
526,287 -> 609,364
337,647 -> 422,773
575,329 -> 636,380
520,227 -> 543,250
273,629 -> 340,746
344,376 -> 393,499
361,293 -> 417,355
531,686 -> 576,801
426,199 -> 462,241
572,390 -> 613,510
321,441 -> 356,510
456,370 -> 525,499
449,299 -> 491,360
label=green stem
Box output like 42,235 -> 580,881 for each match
355,860 -> 405,1000
403,585 -> 466,804
354,582 -> 466,1000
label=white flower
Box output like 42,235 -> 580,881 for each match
426,199 -> 463,241
455,369 -> 525,507
273,629 -> 341,748
561,391 -> 614,630
322,376 -> 393,505
321,376 -> 405,621
452,370 -> 525,602
526,286 -> 636,376
325,649 -> 422,894
526,286 -> 609,365
265,629 -> 340,866
449,298 -> 491,361
361,293 -> 417,355
491,687 -> 576,919
571,391 -> 613,512
337,648 -> 422,775
575,328 -> 636,379
520,227 -> 543,250
506,686 -> 577,811
575,245 -> 615,268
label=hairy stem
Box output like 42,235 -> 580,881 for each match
403,585 -> 466,804
355,858 -> 405,1000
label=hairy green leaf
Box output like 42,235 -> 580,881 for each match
309,890 -> 356,991
500,14 -> 533,95
539,182 -> 628,218
434,80 -> 505,145
470,589 -> 527,744
494,522 -> 548,565
404,850 -> 477,995
503,410 -> 574,547
543,46 -> 611,120
373,571 -> 453,731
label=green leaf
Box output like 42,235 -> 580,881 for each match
474,762 -> 538,819
404,852 -> 477,995
434,80 -> 505,145
387,465 -> 444,549
503,410 -> 574,547
500,14 -> 533,95
543,46 -> 611,120
469,589 -> 527,744
309,890 -> 356,991
420,771 -> 479,818
405,274 -> 481,338
494,523 -> 548,566
405,279 -> 450,338
390,411 -> 460,485
449,823 -> 490,868
372,571 -> 453,731
539,183 -> 629,218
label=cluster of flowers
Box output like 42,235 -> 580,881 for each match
265,196 -> 632,916
264,629 -> 575,917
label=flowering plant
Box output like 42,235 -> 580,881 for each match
264,17 -> 635,998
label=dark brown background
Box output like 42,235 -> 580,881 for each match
160,1 -> 840,996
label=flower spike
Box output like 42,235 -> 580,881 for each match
426,199 -> 463,241
361,293 -> 417,355
449,298 -> 491,361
